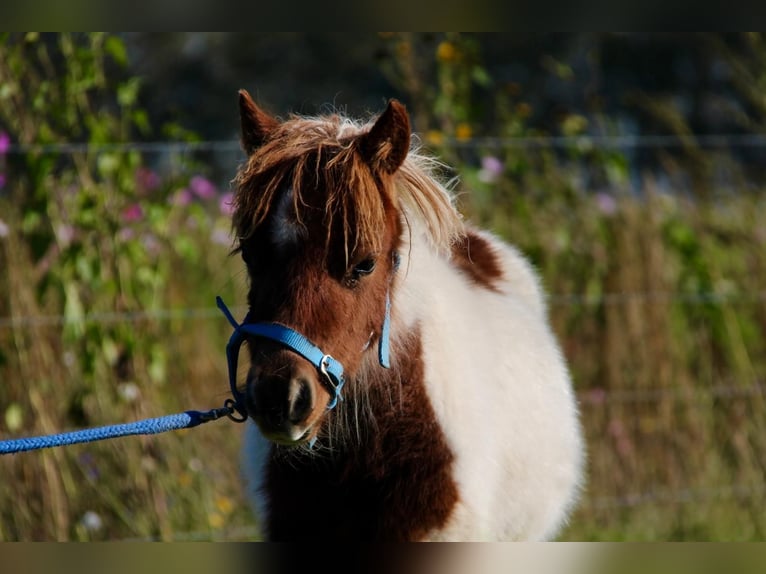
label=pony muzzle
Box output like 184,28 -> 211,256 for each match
246,357 -> 321,443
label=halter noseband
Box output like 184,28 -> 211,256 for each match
217,251 -> 399,419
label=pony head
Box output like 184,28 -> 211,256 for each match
232,90 -> 418,445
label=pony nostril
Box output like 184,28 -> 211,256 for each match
289,378 -> 313,424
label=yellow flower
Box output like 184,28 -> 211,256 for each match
177,472 -> 193,488
208,512 -> 224,529
561,113 -> 588,136
436,41 -> 457,62
215,495 -> 235,515
455,122 -> 473,141
425,130 -> 445,147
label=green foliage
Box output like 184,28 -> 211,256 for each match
0,33 -> 245,541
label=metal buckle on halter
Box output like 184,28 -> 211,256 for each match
319,354 -> 337,391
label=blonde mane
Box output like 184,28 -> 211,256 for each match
233,111 -> 465,259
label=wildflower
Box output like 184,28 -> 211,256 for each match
561,114 -> 588,136
121,203 -> 144,223
0,132 -> 10,155
55,223 -> 75,247
455,122 -> 472,141
4,403 -> 23,432
135,167 -> 160,194
211,227 -> 231,247
178,472 -> 193,488
78,453 -> 100,481
396,40 -> 411,58
218,191 -> 235,217
425,130 -> 444,147
117,227 -> 135,243
584,387 -> 607,406
215,495 -> 234,515
170,188 -> 193,206
0,218 -> 9,238
477,156 -> 503,183
189,175 -> 217,200
80,511 -> 104,533
117,382 -> 140,403
141,233 -> 160,255
595,192 -> 617,217
436,41 -> 457,62
208,512 -> 225,529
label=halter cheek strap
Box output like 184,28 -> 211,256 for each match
378,250 -> 400,369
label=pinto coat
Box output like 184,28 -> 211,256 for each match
234,91 -> 585,541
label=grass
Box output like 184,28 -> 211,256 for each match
2,178 -> 766,540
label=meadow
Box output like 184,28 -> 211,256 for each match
1,33 -> 765,541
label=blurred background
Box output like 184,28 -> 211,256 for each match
1,32 -> 765,541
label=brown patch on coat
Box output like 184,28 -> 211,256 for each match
260,328 -> 459,542
450,229 -> 504,291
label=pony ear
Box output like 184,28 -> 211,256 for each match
358,99 -> 411,174
238,89 -> 279,155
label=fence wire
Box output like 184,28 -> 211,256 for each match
2,288 -> 764,330
8,133 -> 766,155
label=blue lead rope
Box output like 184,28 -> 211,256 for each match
0,404 -> 239,455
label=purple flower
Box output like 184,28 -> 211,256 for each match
170,188 -> 192,206
55,224 -> 75,246
211,227 -> 231,246
189,175 -> 217,200
218,192 -> 235,217
478,155 -> 503,183
78,453 -> 100,481
135,167 -> 161,194
121,203 -> 144,223
0,132 -> 10,155
595,192 -> 617,216
117,228 -> 135,242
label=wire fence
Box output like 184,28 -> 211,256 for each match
8,133 -> 766,155
2,288 -> 764,330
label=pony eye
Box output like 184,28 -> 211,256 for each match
353,257 -> 376,277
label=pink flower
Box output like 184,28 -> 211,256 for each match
55,224 -> 75,246
135,167 -> 160,194
170,188 -> 192,206
211,228 -> 231,246
189,175 -> 217,200
584,387 -> 607,406
595,192 -> 617,216
0,132 -> 10,155
121,203 -> 144,223
218,192 -> 235,217
478,155 -> 503,183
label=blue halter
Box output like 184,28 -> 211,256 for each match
216,251 -> 399,418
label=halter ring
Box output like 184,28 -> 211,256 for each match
319,354 -> 337,391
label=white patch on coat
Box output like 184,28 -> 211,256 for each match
393,223 -> 585,541
241,221 -> 585,541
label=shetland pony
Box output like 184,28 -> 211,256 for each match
231,90 -> 585,541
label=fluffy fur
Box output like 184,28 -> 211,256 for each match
234,91 -> 585,541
